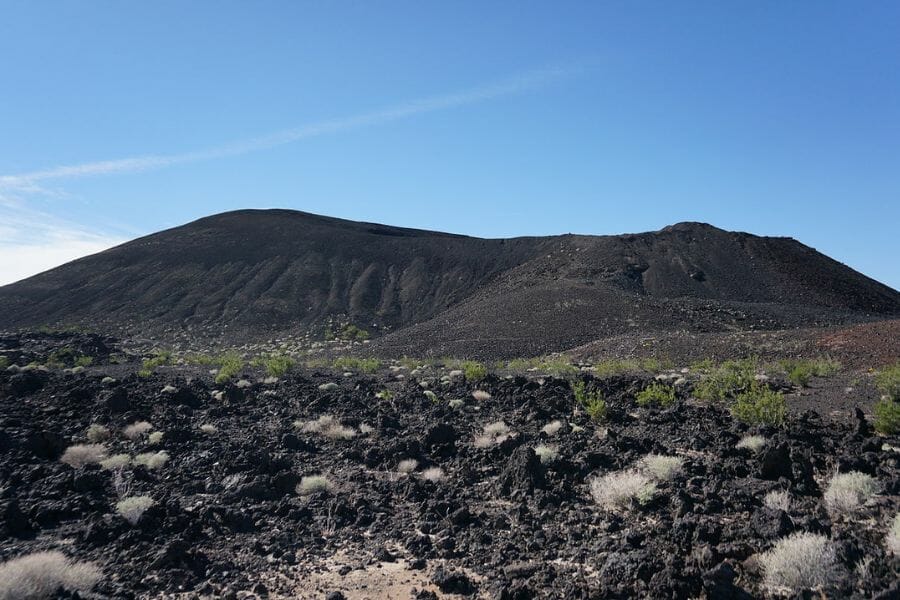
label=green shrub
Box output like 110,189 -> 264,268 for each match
694,358 -> 757,402
141,350 -> 173,375
184,353 -> 218,365
0,356 -> 8,369
328,323 -> 370,341
731,383 -> 785,427
876,363 -> 900,401
74,355 -> 93,368
333,356 -> 380,374
636,382 -> 675,407
574,380 -> 607,422
257,354 -> 295,377
779,358 -> 841,387
873,397 -> 900,435
215,353 -> 244,384
462,360 -> 487,381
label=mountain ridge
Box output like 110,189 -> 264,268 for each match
1,209 -> 897,356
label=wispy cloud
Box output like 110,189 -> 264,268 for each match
0,64 -> 579,189
0,64 -> 581,285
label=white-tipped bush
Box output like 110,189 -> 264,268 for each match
885,512 -> 900,555
448,398 -> 465,409
99,454 -> 131,471
541,420 -> 564,436
736,434 -> 767,452
297,475 -> 334,495
85,423 -> 111,443
147,431 -> 164,445
639,454 -> 684,481
359,423 -> 375,435
236,379 -> 252,389
421,467 -> 446,482
471,390 -> 491,402
759,532 -> 839,593
161,385 -> 177,394
123,421 -> 153,440
823,471 -> 880,515
534,444 -> 559,464
199,424 -> 218,435
0,551 -> 101,599
318,382 -> 339,392
397,459 -> 419,474
764,490 -> 792,512
60,444 -> 108,468
473,420 -> 511,447
116,495 -> 155,525
423,390 -> 438,402
134,451 -> 170,470
590,470 -> 656,510
297,415 -> 356,440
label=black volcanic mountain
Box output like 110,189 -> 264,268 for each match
1,209 -> 898,356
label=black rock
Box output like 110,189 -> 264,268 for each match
749,507 -> 793,539
432,566 -> 476,595
26,430 -> 66,460
758,444 -> 792,481
496,446 -> 544,499
102,387 -> 130,413
702,562 -> 752,600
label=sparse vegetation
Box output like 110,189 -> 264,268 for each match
252,353 -> 295,377
448,398 -> 465,409
140,349 -> 173,376
86,423 -> 111,442
0,551 -> 101,599
590,470 -> 656,510
534,444 -> 558,464
297,415 -> 356,440
638,454 -> 683,481
471,389 -> 491,401
887,512 -> 900,555
694,357 -> 757,402
199,424 -> 218,434
736,434 -> 767,452
123,421 -> 153,440
297,475 -> 334,494
134,451 -> 170,470
461,360 -> 487,381
424,390 -> 438,402
875,362 -> 900,400
100,454 -> 132,470
473,420 -> 512,447
147,431 -> 164,445
823,471 -> 880,515
779,357 -> 840,387
116,495 -> 155,525
730,383 -> 785,427
421,467 -> 446,482
636,382 -> 675,407
759,532 -> 839,593
397,459 -> 418,474
214,353 -> 244,384
60,444 -> 108,467
328,323 -> 370,341
541,420 -> 564,435
873,396 -> 900,435
0,356 -> 8,370
764,490 -> 791,512
573,380 -> 607,422
333,356 -> 380,373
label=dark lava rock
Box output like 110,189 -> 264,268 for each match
758,444 -> 792,480
496,446 -> 544,498
432,566 -> 476,595
26,430 -> 66,460
8,371 -> 47,396
422,423 -> 456,456
1,499 -> 32,538
325,593 -> 346,600
702,562 -> 752,600
102,387 -> 130,413
749,507 -> 793,539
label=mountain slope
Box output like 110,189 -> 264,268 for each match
0,210 -> 897,355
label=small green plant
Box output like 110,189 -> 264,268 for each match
873,397 -> 900,435
574,380 -> 607,422
0,356 -> 8,369
636,382 -> 675,407
779,358 -> 841,387
375,389 -> 394,400
694,357 -> 757,402
333,356 -> 380,374
461,360 -> 487,382
731,383 -> 785,427
215,353 -> 244,384
876,362 -> 900,401
74,355 -> 93,368
184,353 -> 218,365
327,323 -> 370,341
255,353 -> 295,377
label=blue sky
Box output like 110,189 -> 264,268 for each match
1,1 -> 898,288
